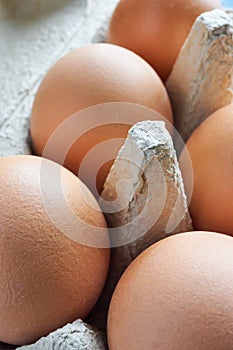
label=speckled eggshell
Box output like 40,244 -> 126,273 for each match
0,155 -> 110,346
108,231 -> 233,350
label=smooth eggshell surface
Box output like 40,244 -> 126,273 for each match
180,103 -> 233,236
30,43 -> 173,194
107,0 -> 221,81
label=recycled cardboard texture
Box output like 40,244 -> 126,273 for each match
166,9 -> 233,144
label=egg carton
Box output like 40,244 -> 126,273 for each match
0,1 -> 232,349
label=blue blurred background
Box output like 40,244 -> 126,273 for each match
222,0 -> 233,6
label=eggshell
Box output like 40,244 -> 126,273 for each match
30,43 -> 173,194
107,0 -> 221,81
179,103 -> 233,236
108,231 -> 233,350
0,155 -> 110,345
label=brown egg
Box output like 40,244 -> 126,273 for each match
179,104 -> 233,236
108,231 -> 233,350
107,0 -> 221,81
0,155 -> 109,345
30,43 -> 173,195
